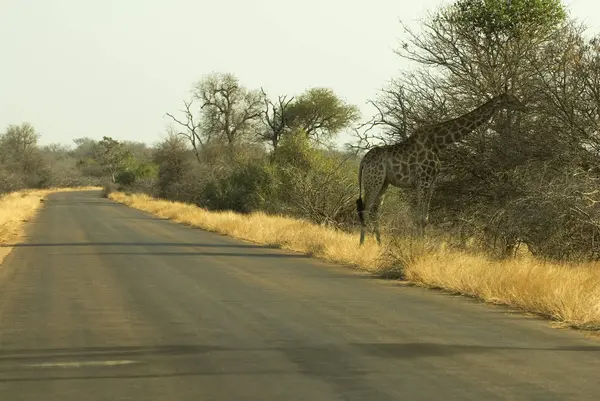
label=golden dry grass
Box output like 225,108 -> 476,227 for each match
109,191 -> 600,331
0,186 -> 100,264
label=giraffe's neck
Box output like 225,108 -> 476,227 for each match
426,98 -> 502,151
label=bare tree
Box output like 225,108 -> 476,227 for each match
165,99 -> 206,163
0,123 -> 40,164
153,130 -> 192,199
192,72 -> 262,152
353,72 -> 452,151
0,122 -> 46,182
258,88 -> 294,150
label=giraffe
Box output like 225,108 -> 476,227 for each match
356,92 -> 526,245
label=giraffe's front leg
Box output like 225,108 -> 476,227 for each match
421,184 -> 435,229
420,172 -> 438,234
413,170 -> 437,236
411,185 -> 429,236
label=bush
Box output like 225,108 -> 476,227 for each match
102,182 -> 118,198
0,168 -> 26,195
200,158 -> 276,213
269,131 -> 360,228
482,167 -> 600,261
115,170 -> 136,186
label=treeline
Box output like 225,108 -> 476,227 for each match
0,79 -> 364,230
6,0 -> 600,262
0,123 -> 100,192
129,77 -> 364,230
0,124 -> 160,193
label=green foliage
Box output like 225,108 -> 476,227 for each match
268,131 -> 359,226
201,158 -> 276,213
70,136 -> 157,189
115,170 -> 136,186
171,130 -> 358,226
132,162 -> 158,180
285,88 -> 360,142
90,136 -> 133,182
270,129 -> 314,171
118,160 -> 158,186
446,0 -> 566,38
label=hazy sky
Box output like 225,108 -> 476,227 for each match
1,0 -> 598,148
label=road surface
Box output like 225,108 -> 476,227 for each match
0,190 -> 598,400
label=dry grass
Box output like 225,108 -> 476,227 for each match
398,242 -> 600,330
109,191 -> 600,331
0,186 -> 100,264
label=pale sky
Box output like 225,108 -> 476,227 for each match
1,0 -> 598,148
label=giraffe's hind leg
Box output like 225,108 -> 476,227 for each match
372,181 -> 389,245
359,170 -> 386,246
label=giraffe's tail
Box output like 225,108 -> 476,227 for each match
356,160 -> 365,223
356,198 -> 365,223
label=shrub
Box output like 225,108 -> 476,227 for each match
102,182 -> 119,198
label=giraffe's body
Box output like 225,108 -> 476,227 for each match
356,93 -> 526,245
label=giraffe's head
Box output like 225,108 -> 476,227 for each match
495,93 -> 526,112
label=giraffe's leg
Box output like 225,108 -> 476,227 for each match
372,201 -> 382,245
415,178 -> 435,236
406,185 -> 422,235
358,192 -> 368,246
371,182 -> 389,245
359,172 -> 385,246
359,197 -> 374,246
409,183 -> 427,236
359,216 -> 367,245
358,197 -> 370,246
372,203 -> 385,245
421,175 -> 437,234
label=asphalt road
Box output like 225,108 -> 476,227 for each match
0,190 -> 598,401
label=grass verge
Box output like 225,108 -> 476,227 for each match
0,186 -> 100,264
108,191 -> 600,331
